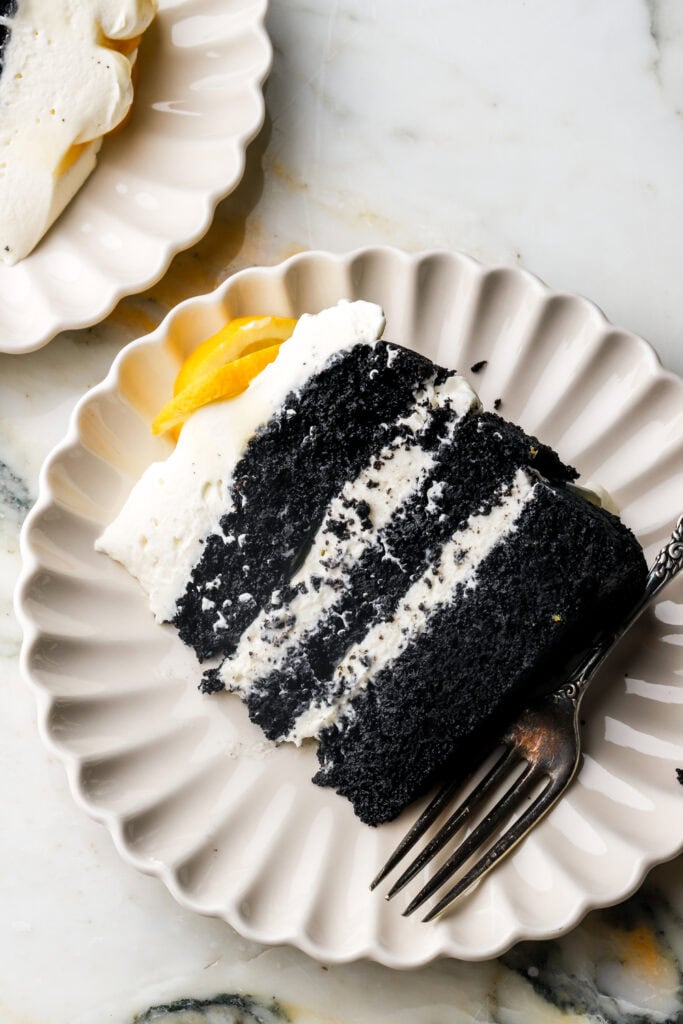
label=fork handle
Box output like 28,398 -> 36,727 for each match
556,513 -> 683,705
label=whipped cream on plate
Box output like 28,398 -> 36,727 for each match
0,0 -> 157,265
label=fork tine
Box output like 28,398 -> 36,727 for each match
422,774 -> 567,922
402,763 -> 537,917
370,780 -> 467,891
370,742 -> 498,891
385,745 -> 519,900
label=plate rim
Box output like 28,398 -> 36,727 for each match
15,246 -> 683,966
0,0 -> 272,356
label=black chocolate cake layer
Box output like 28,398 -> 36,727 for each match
175,342 -> 451,659
314,482 -> 647,824
176,337 -> 647,826
243,413 -> 573,743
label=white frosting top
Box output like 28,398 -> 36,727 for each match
0,0 -> 157,264
97,301 -> 401,621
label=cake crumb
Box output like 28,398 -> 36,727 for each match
470,360 -> 488,374
676,769 -> 683,786
552,614 -> 562,622
494,398 -> 502,410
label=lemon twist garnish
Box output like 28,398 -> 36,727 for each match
173,316 -> 297,396
152,315 -> 297,437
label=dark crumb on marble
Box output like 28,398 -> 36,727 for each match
494,398 -> 502,410
470,359 -> 488,374
676,768 -> 683,786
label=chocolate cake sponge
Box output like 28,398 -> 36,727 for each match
314,479 -> 646,824
168,338 -> 646,826
242,413 -> 577,746
174,340 -> 455,660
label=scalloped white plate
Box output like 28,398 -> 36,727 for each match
16,248 -> 683,965
0,0 -> 271,354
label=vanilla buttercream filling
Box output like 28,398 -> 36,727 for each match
222,372 -> 476,697
287,468 -> 537,742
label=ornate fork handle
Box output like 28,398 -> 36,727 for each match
557,513 -> 683,705
649,515 -> 683,586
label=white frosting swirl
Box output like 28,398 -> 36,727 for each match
0,0 -> 157,264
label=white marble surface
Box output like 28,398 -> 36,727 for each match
2,1 -> 683,1022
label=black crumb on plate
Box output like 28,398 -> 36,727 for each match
676,768 -> 683,786
494,398 -> 502,410
199,668 -> 225,694
470,360 -> 488,374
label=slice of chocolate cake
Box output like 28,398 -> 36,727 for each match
98,301 -> 648,825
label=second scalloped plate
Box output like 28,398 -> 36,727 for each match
16,248 -> 683,965
0,0 -> 271,354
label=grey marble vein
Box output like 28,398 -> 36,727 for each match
645,0 -> 662,56
134,996 -> 287,1024
0,458 -> 31,522
503,887 -> 683,1023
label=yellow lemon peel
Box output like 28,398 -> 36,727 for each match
152,342 -> 283,436
174,315 -> 297,396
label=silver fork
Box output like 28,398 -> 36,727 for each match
371,513 -> 683,922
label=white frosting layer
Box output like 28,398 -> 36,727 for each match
288,468 -> 538,743
97,301 -> 392,621
222,372 -> 478,696
225,442 -> 436,695
0,0 -> 157,264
